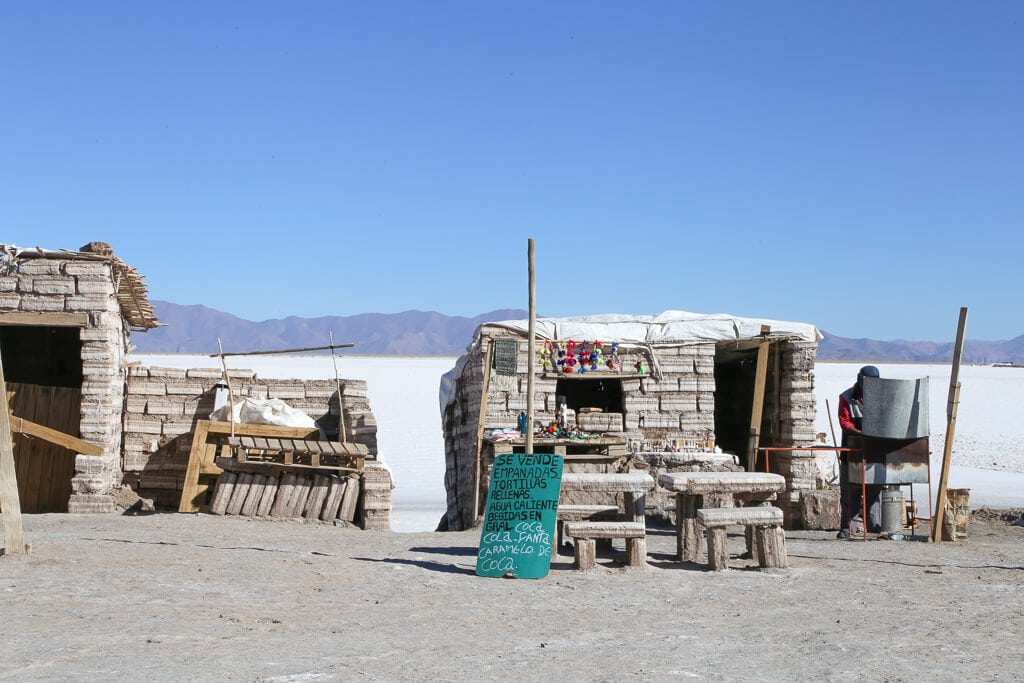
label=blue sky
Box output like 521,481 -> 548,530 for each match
2,2 -> 1021,342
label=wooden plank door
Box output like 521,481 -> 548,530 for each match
6,382 -> 80,513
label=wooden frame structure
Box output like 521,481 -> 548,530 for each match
179,420 -> 367,513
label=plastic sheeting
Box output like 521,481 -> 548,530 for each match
479,310 -> 821,345
210,398 -> 317,428
439,310 -> 821,413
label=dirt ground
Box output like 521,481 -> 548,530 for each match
2,509 -> 1023,682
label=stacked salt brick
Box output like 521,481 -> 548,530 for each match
1,256 -> 128,513
769,341 -> 820,526
123,367 -> 389,528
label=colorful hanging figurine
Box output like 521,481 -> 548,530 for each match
577,340 -> 589,373
589,340 -> 601,370
607,342 -> 620,371
565,340 -> 578,373
539,340 -> 553,372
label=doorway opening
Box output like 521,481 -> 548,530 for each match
1,325 -> 84,512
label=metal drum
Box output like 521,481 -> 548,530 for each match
880,487 -> 905,534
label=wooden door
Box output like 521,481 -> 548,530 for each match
5,382 -> 80,513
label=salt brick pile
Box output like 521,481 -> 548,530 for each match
123,367 -> 391,529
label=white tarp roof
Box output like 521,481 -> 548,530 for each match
477,310 -> 822,344
441,310 -> 821,414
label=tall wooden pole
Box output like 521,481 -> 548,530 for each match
930,307 -> 968,542
0,350 -> 28,555
526,239 -> 536,454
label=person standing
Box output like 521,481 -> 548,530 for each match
836,365 -> 880,538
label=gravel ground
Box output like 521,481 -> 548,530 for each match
2,510 -> 1023,682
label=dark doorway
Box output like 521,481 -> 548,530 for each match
554,376 -> 624,414
1,325 -> 84,512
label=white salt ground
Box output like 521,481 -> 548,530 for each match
137,355 -> 1024,530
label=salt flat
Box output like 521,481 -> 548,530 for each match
137,355 -> 1024,530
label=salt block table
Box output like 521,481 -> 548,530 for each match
560,471 -> 655,521
657,471 -> 786,562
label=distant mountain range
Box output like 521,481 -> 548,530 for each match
134,301 -> 1024,364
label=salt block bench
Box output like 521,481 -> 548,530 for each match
555,504 -> 620,550
696,507 -> 787,571
563,521 -> 647,570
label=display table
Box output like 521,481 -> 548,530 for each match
658,471 -> 786,562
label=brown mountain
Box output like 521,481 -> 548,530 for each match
133,301 -> 1024,363
134,301 -> 528,355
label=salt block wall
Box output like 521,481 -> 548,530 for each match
0,258 -> 130,513
122,366 -> 387,525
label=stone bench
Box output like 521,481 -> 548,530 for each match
555,504 -> 620,550
696,507 -> 787,571
563,521 -> 647,570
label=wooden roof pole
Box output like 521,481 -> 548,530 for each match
931,307 -> 968,542
216,338 -> 237,439
472,342 -> 494,523
329,331 -> 348,443
746,340 -> 770,472
0,349 -> 27,555
526,238 -> 536,454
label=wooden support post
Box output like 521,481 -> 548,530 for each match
329,331 -> 348,443
526,237 -> 536,454
0,353 -> 28,555
746,341 -> 770,472
932,307 -> 968,543
626,536 -> 648,568
706,527 -> 730,571
471,342 -> 494,523
756,525 -> 788,568
575,538 -> 596,570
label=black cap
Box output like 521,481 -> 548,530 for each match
858,365 -> 880,380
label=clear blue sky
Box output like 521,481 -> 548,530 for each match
2,2 -> 1021,342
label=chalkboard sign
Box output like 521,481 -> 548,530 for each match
476,452 -> 564,579
491,338 -> 518,377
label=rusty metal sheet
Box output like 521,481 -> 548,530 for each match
862,376 -> 929,439
847,435 -> 930,484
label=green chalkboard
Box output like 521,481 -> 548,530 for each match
476,452 -> 564,579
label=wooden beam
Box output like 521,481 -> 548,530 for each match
931,307 -> 969,542
0,311 -> 89,327
472,342 -> 495,524
526,237 -> 536,454
0,350 -> 27,554
746,341 -> 770,471
7,414 -> 104,455
211,343 -> 355,357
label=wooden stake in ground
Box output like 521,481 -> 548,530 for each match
0,351 -> 28,554
746,340 -> 769,471
526,237 -> 536,454
931,307 -> 968,543
471,342 -> 494,523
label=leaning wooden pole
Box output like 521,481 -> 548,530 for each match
329,331 -> 348,443
0,350 -> 28,555
931,306 -> 968,543
526,238 -> 536,454
471,343 -> 494,523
